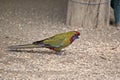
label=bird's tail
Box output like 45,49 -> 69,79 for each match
8,44 -> 40,50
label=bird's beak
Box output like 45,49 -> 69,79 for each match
77,36 -> 79,39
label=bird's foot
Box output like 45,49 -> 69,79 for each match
55,50 -> 66,55
55,51 -> 62,55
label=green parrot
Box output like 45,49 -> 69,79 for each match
8,31 -> 80,55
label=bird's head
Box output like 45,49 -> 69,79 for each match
70,31 -> 80,43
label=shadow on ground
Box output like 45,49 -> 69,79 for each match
8,49 -> 56,55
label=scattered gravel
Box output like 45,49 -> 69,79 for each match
0,0 -> 120,80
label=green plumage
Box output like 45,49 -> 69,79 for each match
43,31 -> 76,48
8,31 -> 80,54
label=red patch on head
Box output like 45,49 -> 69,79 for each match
75,31 -> 80,36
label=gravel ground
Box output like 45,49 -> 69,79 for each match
0,0 -> 120,80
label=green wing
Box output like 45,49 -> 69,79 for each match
33,31 -> 76,49
43,34 -> 66,48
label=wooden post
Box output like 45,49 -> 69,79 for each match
66,0 -> 110,28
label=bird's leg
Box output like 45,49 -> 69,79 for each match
55,50 -> 67,55
56,51 -> 62,55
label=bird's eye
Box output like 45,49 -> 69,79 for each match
75,34 -> 77,36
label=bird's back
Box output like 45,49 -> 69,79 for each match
33,31 -> 76,51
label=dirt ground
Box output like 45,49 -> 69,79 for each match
0,0 -> 120,80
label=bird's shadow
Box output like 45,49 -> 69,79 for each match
8,49 -> 56,55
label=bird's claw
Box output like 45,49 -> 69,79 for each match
56,51 -> 62,55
